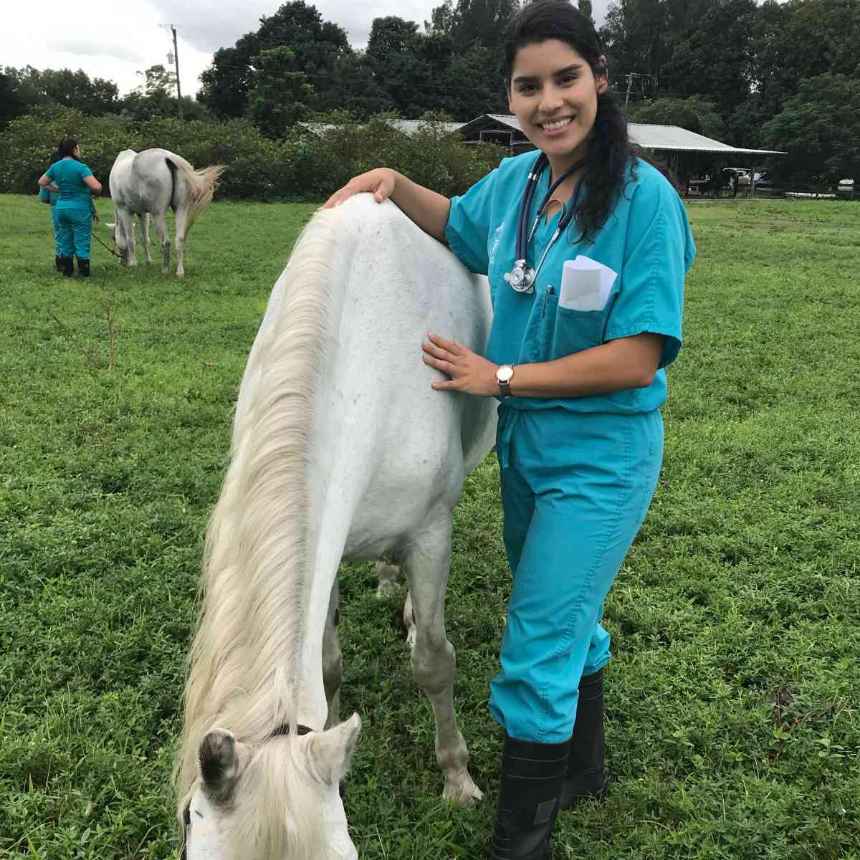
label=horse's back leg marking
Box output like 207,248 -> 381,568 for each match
403,516 -> 483,805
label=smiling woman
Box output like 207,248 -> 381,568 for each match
323,1 -> 696,856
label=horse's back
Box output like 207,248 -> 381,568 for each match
309,196 -> 496,553
110,148 -> 176,213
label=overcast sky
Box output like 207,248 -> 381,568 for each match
5,0 -> 611,97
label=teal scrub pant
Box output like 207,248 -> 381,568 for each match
50,206 -> 61,256
55,205 -> 92,260
489,406 -> 663,743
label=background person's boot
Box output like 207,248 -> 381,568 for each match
77,258 -> 90,278
489,734 -> 569,859
560,669 -> 609,809
55,255 -> 63,272
60,256 -> 74,277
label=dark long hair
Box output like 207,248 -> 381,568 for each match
503,0 -> 637,243
57,137 -> 79,160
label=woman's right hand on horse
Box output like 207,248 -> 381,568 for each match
324,168 -> 398,208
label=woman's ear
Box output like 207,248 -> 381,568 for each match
596,55 -> 609,94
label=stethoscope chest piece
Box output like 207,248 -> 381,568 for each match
504,259 -> 536,294
504,153 -> 586,296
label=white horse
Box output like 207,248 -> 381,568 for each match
108,148 -> 223,277
176,194 -> 497,859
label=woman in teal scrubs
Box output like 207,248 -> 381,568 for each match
38,138 -> 102,277
326,2 -> 695,856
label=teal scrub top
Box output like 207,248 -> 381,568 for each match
445,152 -> 696,414
46,157 -> 93,208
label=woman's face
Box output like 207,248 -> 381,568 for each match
508,39 -> 607,172
73,144 -> 81,158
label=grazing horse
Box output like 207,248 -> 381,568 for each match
108,148 -> 223,276
176,194 -> 497,859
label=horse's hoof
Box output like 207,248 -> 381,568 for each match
443,773 -> 484,806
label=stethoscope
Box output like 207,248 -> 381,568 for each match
503,154 -> 587,294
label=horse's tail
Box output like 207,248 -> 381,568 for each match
165,154 -> 225,228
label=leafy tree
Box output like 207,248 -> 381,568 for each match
450,0 -> 520,53
626,95 -> 726,139
198,1 -> 351,123
761,73 -> 860,185
442,44 -> 508,119
365,17 -> 440,116
248,47 -> 315,137
0,70 -> 25,125
120,65 -> 179,120
601,0 -> 672,89
0,65 -> 118,118
659,0 -> 757,122
199,44 -> 256,119
321,54 -> 393,118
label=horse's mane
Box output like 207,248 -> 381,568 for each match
175,206 -> 347,843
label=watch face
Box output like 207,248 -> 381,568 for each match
497,365 -> 514,383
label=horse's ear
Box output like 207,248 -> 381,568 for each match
198,728 -> 244,803
308,713 -> 362,785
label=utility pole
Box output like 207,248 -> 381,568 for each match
625,73 -> 633,106
171,25 -> 182,118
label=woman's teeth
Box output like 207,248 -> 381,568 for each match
541,118 -> 572,131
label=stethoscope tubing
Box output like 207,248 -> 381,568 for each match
510,154 -> 587,292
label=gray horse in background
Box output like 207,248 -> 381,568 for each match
108,148 -> 224,277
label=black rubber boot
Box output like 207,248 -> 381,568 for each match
77,258 -> 91,278
60,256 -> 74,277
55,255 -> 63,272
560,670 -> 609,809
489,735 -> 569,859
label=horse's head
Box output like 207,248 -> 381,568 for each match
181,715 -> 361,860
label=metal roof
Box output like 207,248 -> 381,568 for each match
466,114 -> 784,155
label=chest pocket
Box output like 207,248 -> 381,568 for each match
547,285 -> 619,360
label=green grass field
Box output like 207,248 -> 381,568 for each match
1,194 -> 858,859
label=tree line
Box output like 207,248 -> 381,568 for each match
2,0 -> 858,185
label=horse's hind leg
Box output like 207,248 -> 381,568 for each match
322,579 -> 343,729
154,212 -> 170,274
403,514 -> 482,805
141,213 -> 152,264
174,207 -> 188,277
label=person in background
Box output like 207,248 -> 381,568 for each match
37,138 -> 102,278
325,1 -> 695,856
38,146 -> 63,271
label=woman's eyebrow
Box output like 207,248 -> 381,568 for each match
512,63 -> 584,85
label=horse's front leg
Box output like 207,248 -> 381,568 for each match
322,579 -> 343,729
403,513 -> 482,806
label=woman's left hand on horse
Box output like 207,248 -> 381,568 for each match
422,333 -> 498,396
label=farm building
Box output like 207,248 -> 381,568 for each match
456,114 -> 785,194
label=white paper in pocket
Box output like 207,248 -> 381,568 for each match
560,255 -> 618,311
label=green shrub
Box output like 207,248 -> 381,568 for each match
0,108 -> 505,201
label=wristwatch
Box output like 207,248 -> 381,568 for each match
496,364 -> 515,398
